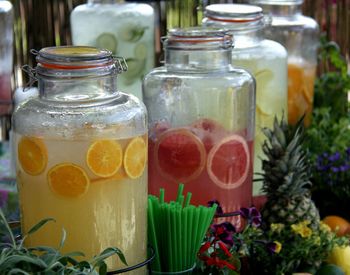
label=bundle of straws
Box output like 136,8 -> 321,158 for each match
148,184 -> 217,273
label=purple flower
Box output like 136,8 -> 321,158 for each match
208,199 -> 223,215
340,165 -> 350,172
346,147 -> 350,156
331,167 -> 340,173
211,222 -> 235,246
329,152 -> 341,162
266,241 -> 282,254
239,207 -> 262,227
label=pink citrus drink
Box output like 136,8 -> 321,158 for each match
148,118 -> 253,227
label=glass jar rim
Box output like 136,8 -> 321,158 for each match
203,4 -> 270,31
251,0 -> 303,5
164,27 -> 233,50
205,4 -> 263,23
32,46 -> 127,78
36,46 -> 114,70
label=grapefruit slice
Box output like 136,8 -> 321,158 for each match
155,128 -> 206,183
207,134 -> 250,189
191,118 -> 227,153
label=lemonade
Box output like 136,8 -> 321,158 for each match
15,133 -> 148,272
287,62 -> 316,126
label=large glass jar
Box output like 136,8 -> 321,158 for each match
70,0 -> 155,101
202,4 -> 288,195
0,0 -> 13,138
143,28 -> 255,225
252,0 -> 319,126
12,46 -> 148,273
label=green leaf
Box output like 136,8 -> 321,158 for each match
27,218 -> 55,236
92,247 -> 127,266
7,268 -> 30,275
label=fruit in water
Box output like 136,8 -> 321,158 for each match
124,137 -> 147,179
96,33 -> 117,54
155,128 -> 206,183
207,134 -> 250,189
18,137 -> 48,176
48,163 -> 90,198
86,139 -> 123,178
191,118 -> 227,153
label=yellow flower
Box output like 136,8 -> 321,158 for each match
271,223 -> 285,233
291,221 -> 313,238
273,241 -> 282,253
313,236 -> 321,246
319,221 -> 332,232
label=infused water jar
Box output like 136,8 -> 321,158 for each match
143,28 -> 255,224
203,4 -> 288,195
70,0 -> 155,101
12,46 -> 148,273
252,0 -> 319,126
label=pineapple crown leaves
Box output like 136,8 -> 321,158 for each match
260,115 -> 313,198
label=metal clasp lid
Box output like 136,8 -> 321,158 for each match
21,64 -> 38,90
113,56 -> 128,73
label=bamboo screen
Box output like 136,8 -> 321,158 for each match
10,0 -> 349,89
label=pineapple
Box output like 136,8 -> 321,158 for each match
259,116 -> 320,228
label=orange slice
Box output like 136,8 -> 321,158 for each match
155,128 -> 206,183
18,137 -> 48,175
207,134 -> 250,189
86,139 -> 123,177
48,163 -> 90,198
124,137 -> 147,179
91,168 -> 128,184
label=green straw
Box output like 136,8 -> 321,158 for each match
147,185 -> 217,272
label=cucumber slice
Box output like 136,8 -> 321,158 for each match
96,33 -> 118,54
119,24 -> 148,43
134,42 -> 148,59
120,58 -> 146,86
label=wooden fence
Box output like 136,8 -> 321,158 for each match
10,0 -> 349,88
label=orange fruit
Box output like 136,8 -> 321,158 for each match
18,136 -> 48,175
124,136 -> 147,179
86,139 -> 123,177
207,134 -> 250,189
155,128 -> 206,183
91,168 -> 128,184
322,215 -> 350,237
48,163 -> 90,198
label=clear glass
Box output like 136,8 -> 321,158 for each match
143,28 -> 255,227
0,0 -> 13,138
12,46 -> 148,273
202,3 -> 288,195
70,0 -> 155,101
251,0 -> 319,126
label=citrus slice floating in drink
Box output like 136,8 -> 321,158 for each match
155,128 -> 206,183
48,163 -> 90,198
18,137 -> 48,175
191,118 -> 227,153
207,134 -> 250,189
124,137 -> 147,179
86,140 -> 123,178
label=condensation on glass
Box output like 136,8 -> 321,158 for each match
143,28 -> 255,228
203,4 -> 288,196
251,0 -> 319,126
12,46 -> 148,273
70,0 -> 155,101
